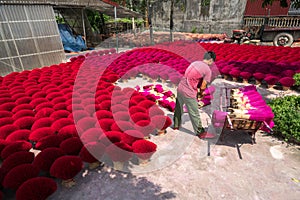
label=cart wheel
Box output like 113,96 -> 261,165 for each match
273,32 -> 294,47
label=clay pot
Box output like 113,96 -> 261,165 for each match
138,158 -> 149,165
255,80 -> 261,85
144,135 -> 151,140
113,161 -> 124,171
282,86 -> 290,91
88,161 -> 101,170
119,78 -> 128,83
62,179 -> 76,188
142,74 -> 149,80
157,129 -> 166,136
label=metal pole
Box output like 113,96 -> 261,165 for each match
82,8 -> 87,47
114,6 -> 119,53
129,0 -> 135,35
149,3 -> 154,45
170,0 -> 174,42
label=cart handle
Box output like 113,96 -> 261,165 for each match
263,121 -> 274,134
226,115 -> 233,129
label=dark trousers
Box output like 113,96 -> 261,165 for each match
173,91 -> 202,135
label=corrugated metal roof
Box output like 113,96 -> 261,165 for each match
0,4 -> 65,76
0,0 -> 142,18
244,0 -> 290,16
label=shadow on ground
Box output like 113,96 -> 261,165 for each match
48,165 -> 176,200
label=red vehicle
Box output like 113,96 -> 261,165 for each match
227,0 -> 300,46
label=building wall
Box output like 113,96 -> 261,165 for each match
244,0 -> 290,16
150,0 -> 248,34
0,4 -> 65,76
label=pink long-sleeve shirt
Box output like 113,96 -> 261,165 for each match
177,61 -> 212,98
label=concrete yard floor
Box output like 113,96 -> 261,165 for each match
3,34 -> 300,200
49,130 -> 300,200
57,36 -> 300,200
49,78 -> 300,200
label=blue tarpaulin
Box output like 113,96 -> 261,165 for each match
58,23 -> 87,52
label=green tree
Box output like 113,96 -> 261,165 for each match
86,9 -> 101,32
110,0 -> 146,13
262,0 -> 300,9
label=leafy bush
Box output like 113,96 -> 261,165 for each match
293,73 -> 300,86
191,27 -> 197,33
267,95 -> 300,143
135,19 -> 145,27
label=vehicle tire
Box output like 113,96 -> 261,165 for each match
273,32 -> 294,47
